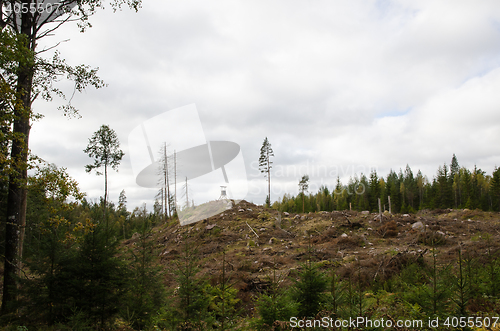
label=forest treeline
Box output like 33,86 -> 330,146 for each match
272,155 -> 500,214
0,162 -> 165,328
0,155 -> 499,329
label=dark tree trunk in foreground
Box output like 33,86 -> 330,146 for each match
2,12 -> 34,311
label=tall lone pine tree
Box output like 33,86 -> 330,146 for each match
84,124 -> 124,224
299,174 -> 309,213
259,137 -> 274,207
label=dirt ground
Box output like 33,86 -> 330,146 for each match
142,201 -> 500,314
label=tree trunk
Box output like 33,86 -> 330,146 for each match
267,153 -> 271,205
104,163 -> 108,240
104,164 -> 108,210
165,144 -> 170,219
174,150 -> 177,216
302,193 -> 305,213
2,10 -> 34,312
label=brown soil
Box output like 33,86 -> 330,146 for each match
136,201 -> 500,314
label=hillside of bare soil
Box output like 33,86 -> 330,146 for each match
135,200 -> 500,316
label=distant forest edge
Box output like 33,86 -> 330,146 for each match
270,154 -> 500,214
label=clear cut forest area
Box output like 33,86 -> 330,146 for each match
2,0 -> 500,330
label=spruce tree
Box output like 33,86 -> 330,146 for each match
291,259 -> 327,318
450,154 -> 461,208
416,170 -> 426,209
22,164 -> 86,324
207,251 -> 240,330
369,170 -> 380,212
122,219 -> 165,329
326,264 -> 347,319
451,245 -> 469,315
404,164 -> 417,211
387,170 -> 401,213
255,259 -> 296,330
490,167 -> 500,211
175,242 -> 210,328
40,219 -> 129,328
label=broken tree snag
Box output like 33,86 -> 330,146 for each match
378,198 -> 382,222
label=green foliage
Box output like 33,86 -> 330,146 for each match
298,175 -> 309,213
398,248 -> 453,319
254,262 -> 297,330
291,259 -> 328,318
168,242 -> 211,329
207,251 -> 241,330
255,293 -> 297,330
298,175 -> 309,194
272,155 -> 497,214
22,212 -> 127,328
258,211 -> 271,222
2,0 -> 145,323
259,137 -> 274,205
83,124 -> 124,242
207,285 -> 240,329
451,246 -> 470,316
83,124 -> 124,182
21,164 -> 91,324
324,269 -> 346,318
60,223 -> 128,327
121,220 -> 165,329
490,166 -> 500,211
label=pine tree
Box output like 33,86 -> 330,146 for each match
259,137 -> 274,207
84,124 -> 124,227
299,175 -> 309,213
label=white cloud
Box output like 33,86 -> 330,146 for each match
28,0 -> 500,208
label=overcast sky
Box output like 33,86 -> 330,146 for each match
30,0 -> 500,211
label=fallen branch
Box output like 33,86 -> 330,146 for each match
246,221 -> 259,238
